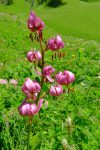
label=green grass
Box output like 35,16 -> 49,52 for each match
40,0 -> 100,42
0,0 -> 100,149
0,0 -> 100,42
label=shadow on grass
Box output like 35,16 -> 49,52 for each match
46,1 -> 67,8
80,0 -> 100,2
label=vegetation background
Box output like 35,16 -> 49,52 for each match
0,0 -> 100,149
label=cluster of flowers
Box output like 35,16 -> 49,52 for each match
18,11 -> 75,117
0,79 -> 18,86
18,78 -> 44,116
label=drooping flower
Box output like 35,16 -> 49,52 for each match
9,79 -> 18,86
18,98 -> 44,116
27,51 -> 42,62
49,85 -> 63,96
56,70 -> 75,85
28,11 -> 45,32
43,65 -> 55,75
22,78 -> 41,100
0,79 -> 8,85
43,65 -> 55,82
47,35 -> 64,51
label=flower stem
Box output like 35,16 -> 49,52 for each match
36,36 -> 45,103
27,117 -> 32,150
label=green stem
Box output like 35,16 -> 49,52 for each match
36,36 -> 45,103
27,117 -> 32,150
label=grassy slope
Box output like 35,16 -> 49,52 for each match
0,0 -> 100,41
39,0 -> 100,42
0,0 -> 100,149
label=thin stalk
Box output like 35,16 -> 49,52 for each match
27,117 -> 32,150
36,36 -> 45,102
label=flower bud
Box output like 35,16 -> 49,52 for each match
49,85 -> 63,96
48,35 -> 64,51
22,78 -> 41,100
27,51 -> 42,62
56,70 -> 75,85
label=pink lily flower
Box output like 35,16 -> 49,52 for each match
22,78 -> 41,100
28,11 -> 45,32
56,70 -> 75,85
49,85 -> 63,96
18,98 -> 44,116
48,35 -> 64,51
43,66 -> 55,82
27,51 -> 42,62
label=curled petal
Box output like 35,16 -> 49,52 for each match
38,98 -> 44,111
43,66 -> 55,76
56,70 -> 75,85
22,78 -> 41,100
28,11 -> 37,31
27,11 -> 45,32
56,35 -> 64,49
46,75 -> 54,83
27,51 -> 42,62
50,85 -> 63,96
18,98 -> 44,116
34,65 -> 42,76
18,101 -> 38,116
48,35 -> 64,51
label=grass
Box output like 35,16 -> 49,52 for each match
40,0 -> 100,42
0,0 -> 100,149
0,0 -> 100,42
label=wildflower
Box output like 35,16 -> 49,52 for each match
28,11 -> 45,32
9,79 -> 18,86
22,78 -> 41,100
43,65 -> 55,82
43,65 -> 55,75
49,85 -> 63,96
27,51 -> 42,62
18,98 -> 44,116
48,35 -> 64,51
0,79 -> 8,85
56,70 -> 75,85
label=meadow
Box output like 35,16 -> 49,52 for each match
0,0 -> 100,149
